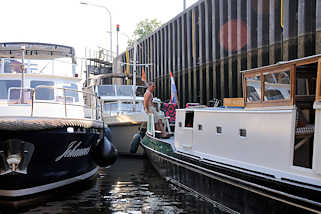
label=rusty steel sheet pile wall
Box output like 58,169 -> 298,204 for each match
117,0 -> 321,107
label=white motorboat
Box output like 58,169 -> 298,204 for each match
140,54 -> 321,213
85,74 -> 148,155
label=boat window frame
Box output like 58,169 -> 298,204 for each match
244,65 -> 295,108
0,79 -> 22,100
244,73 -> 262,104
316,59 -> 321,102
184,111 -> 194,128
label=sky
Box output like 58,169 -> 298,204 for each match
0,0 -> 198,59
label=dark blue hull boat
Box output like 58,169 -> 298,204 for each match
0,125 -> 116,197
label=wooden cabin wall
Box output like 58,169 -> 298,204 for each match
116,0 -> 321,108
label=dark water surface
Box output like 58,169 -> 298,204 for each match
0,157 -> 234,214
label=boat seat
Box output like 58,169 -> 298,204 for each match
295,124 -> 314,136
295,107 -> 314,136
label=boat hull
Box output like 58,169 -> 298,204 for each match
0,127 -> 101,197
141,135 -> 321,214
109,122 -> 144,156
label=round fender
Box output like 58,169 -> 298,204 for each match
129,133 -> 141,154
92,137 -> 118,167
104,127 -> 112,142
139,127 -> 147,139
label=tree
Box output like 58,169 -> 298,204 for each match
128,19 -> 161,47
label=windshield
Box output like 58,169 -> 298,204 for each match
0,58 -> 75,77
97,85 -> 115,96
97,85 -> 145,97
116,85 -> 133,96
0,80 -> 21,99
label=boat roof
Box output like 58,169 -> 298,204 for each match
0,42 -> 75,60
241,54 -> 321,74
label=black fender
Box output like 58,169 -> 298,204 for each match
104,127 -> 112,142
92,137 -> 118,167
129,133 -> 141,154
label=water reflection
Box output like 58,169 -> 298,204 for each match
0,157 -> 232,214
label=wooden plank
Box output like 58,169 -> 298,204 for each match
193,9 -> 198,103
199,3 -> 204,104
290,65 -> 296,105
182,14 -> 186,106
206,65 -> 210,102
224,98 -> 245,107
220,60 -> 225,99
187,11 -> 193,103
247,0 -> 253,69
213,63 -> 218,99
316,0 -> 321,54
228,57 -> 233,97
298,0 -> 305,58
316,59 -> 321,101
269,0 -> 276,64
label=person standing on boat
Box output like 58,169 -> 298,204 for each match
144,82 -> 168,138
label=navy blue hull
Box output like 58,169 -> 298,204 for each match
0,127 -> 101,196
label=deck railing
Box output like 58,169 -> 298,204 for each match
5,86 -> 103,121
103,101 -> 144,116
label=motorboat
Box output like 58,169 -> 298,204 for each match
0,42 -> 117,197
85,74 -> 148,155
140,54 -> 321,213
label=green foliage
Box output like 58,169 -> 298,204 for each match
128,19 -> 161,47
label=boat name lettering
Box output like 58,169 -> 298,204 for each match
55,141 -> 91,162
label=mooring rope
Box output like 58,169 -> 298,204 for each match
0,117 -> 106,130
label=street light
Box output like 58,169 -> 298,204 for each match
80,1 -> 113,62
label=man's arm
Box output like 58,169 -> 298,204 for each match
144,92 -> 151,114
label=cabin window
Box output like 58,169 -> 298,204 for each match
31,80 -> 54,100
264,71 -> 291,101
136,86 -> 146,97
8,88 -> 33,104
246,75 -> 261,102
97,85 -> 115,97
184,111 -> 194,128
3,59 -> 22,73
216,126 -> 222,134
63,84 -> 79,102
0,80 -> 21,99
240,129 -> 247,137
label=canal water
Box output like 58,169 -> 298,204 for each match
0,157 -> 234,214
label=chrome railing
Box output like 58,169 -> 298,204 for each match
103,101 -> 144,116
6,86 -> 103,121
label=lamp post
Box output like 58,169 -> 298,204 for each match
183,0 -> 186,10
80,1 -> 113,62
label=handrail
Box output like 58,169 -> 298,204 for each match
102,100 -> 144,115
5,86 -> 103,121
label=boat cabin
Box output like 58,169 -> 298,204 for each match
172,54 -> 321,188
94,84 -> 146,116
0,43 -> 101,120
242,55 -> 321,170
